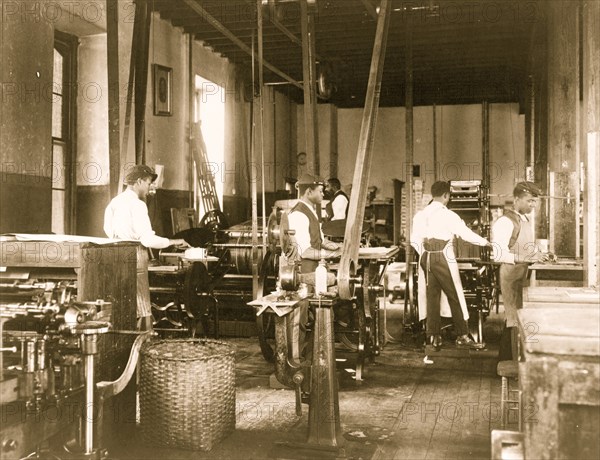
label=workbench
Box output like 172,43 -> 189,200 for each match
528,259 -> 584,287
523,286 -> 599,309
518,307 -> 600,459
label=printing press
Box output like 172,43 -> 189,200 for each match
0,238 -> 147,460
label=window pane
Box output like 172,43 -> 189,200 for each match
52,141 -> 66,189
52,94 -> 63,138
52,190 -> 65,235
53,49 -> 63,92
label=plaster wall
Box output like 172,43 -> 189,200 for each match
337,104 -> 525,201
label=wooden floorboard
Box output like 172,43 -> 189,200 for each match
107,338 -> 501,460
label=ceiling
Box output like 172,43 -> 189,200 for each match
152,0 -> 539,108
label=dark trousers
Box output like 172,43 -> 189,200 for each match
420,241 -> 468,337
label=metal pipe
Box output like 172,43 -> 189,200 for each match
84,352 -> 94,454
257,0 -> 267,250
405,6 -> 414,271
25,340 -> 36,372
189,33 -> 195,209
432,103 -> 437,181
264,81 -> 304,86
36,340 -> 46,370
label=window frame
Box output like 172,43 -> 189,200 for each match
53,30 -> 78,234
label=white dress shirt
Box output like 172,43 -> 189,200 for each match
491,213 -> 529,264
410,201 -> 488,255
103,189 -> 171,249
287,202 -> 324,257
330,194 -> 349,220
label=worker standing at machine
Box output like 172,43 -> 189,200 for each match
491,181 -> 549,360
411,181 -> 492,351
103,164 -> 189,330
287,174 -> 341,273
283,174 -> 342,362
324,178 -> 349,221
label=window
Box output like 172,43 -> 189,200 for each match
193,76 -> 225,218
52,32 -> 77,234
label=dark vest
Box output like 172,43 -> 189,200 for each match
325,190 -> 349,221
503,208 -> 535,265
290,201 -> 322,272
503,209 -> 522,250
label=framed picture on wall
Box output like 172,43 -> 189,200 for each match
153,64 -> 172,116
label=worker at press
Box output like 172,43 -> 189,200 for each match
284,174 -> 343,358
287,174 -> 341,273
411,181 -> 492,351
324,178 -> 349,221
103,164 -> 189,330
491,181 -> 550,360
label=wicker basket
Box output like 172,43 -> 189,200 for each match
139,339 -> 236,451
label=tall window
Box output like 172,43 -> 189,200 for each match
194,76 -> 225,217
52,32 -> 77,234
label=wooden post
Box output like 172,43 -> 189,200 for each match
547,1 -> 580,257
107,0 -> 120,198
530,14 -> 549,240
583,1 -> 600,287
338,0 -> 391,299
299,0 -> 320,175
405,8 -> 414,259
134,0 -> 151,165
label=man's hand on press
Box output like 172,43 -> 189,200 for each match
524,251 -> 553,264
321,241 -> 341,258
322,241 -> 339,251
169,238 -> 190,249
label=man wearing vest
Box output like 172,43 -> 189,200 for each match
285,174 -> 342,362
492,181 -> 549,359
288,174 -> 341,273
324,178 -> 349,221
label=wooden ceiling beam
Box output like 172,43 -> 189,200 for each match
181,0 -> 303,90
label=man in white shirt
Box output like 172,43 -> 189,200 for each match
491,181 -> 548,359
287,174 -> 341,274
104,164 -> 188,329
324,178 -> 349,221
284,174 -> 342,363
411,181 -> 491,351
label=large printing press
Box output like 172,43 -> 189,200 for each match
0,177 -> 498,456
0,239 -> 151,459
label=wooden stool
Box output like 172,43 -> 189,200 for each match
497,360 -> 521,430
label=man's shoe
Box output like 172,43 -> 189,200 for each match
430,334 -> 442,351
456,334 -> 481,349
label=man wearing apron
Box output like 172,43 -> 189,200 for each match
492,181 -> 548,359
103,165 -> 189,330
411,181 -> 491,351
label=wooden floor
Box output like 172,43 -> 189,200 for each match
108,323 -> 509,460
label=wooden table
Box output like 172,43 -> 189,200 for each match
523,286 -> 599,308
528,259 -> 584,287
518,308 -> 600,459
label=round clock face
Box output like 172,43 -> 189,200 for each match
297,152 -> 307,166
